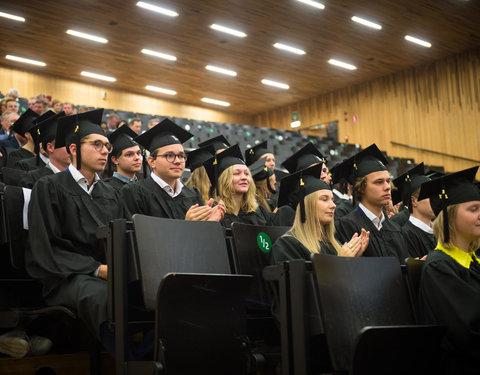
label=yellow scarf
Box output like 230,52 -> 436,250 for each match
436,242 -> 480,269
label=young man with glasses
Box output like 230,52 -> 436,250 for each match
26,109 -> 123,347
121,118 -> 225,221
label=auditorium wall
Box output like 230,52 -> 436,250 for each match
0,66 -> 253,125
254,47 -> 480,175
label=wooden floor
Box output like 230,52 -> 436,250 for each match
0,352 -> 115,375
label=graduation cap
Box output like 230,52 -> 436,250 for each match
135,118 -> 192,153
249,158 -> 276,194
11,108 -> 39,137
55,108 -> 105,169
418,166 -> 480,243
245,141 -> 271,166
33,111 -> 66,165
186,145 -> 215,172
107,125 -> 143,175
198,135 -> 230,154
331,143 -> 388,185
277,163 -> 330,222
204,144 -> 245,194
392,163 -> 430,213
281,142 -> 327,173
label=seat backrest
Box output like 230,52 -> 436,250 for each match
404,257 -> 424,322
312,254 -> 414,371
132,214 -> 232,311
230,222 -> 290,311
155,273 -> 252,375
4,185 -> 28,270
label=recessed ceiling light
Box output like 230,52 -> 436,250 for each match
209,24 -> 247,38
404,35 -> 431,48
81,71 -> 116,82
5,55 -> 46,66
66,29 -> 108,44
328,59 -> 357,70
141,48 -> 176,61
273,43 -> 306,55
146,85 -> 176,95
351,16 -> 382,30
0,11 -> 25,22
261,79 -> 290,90
296,0 -> 325,10
136,1 -> 178,17
290,121 -> 301,128
201,97 -> 230,107
205,65 -> 237,77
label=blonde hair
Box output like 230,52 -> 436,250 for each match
185,166 -> 212,204
216,165 -> 258,215
254,179 -> 271,212
432,204 -> 480,251
284,190 -> 342,255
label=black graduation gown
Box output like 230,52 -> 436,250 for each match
6,148 -> 34,168
334,199 -> 354,223
401,220 -> 436,258
418,249 -> 480,375
335,206 -> 409,263
220,205 -> 294,229
120,176 -> 203,219
390,208 -> 409,226
14,156 -> 46,171
271,235 -> 338,263
17,166 -> 54,188
104,176 -> 128,191
26,171 -> 122,338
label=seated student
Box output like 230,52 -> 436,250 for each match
25,109 -> 123,348
392,163 -> 436,258
249,158 -> 277,212
417,167 -> 480,375
15,110 -> 57,171
184,145 -> 215,204
245,141 -> 276,172
104,126 -> 142,191
334,144 -> 408,263
198,135 -> 230,155
281,142 -> 329,177
203,144 -> 293,228
271,164 -> 369,262
17,111 -> 69,188
4,109 -> 39,167
121,119 -> 225,221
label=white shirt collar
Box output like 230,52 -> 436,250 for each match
151,171 -> 183,198
358,202 -> 385,230
68,164 -> 101,195
332,189 -> 344,199
39,153 -> 49,165
46,161 -> 62,174
409,216 -> 433,234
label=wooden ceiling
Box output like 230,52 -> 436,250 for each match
1,0 -> 479,116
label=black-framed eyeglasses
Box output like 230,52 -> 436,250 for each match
82,140 -> 113,153
155,153 -> 188,163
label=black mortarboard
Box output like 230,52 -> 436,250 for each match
11,108 -> 39,137
418,166 -> 480,243
198,135 -> 230,153
277,163 -> 330,222
392,163 -> 430,212
331,144 -> 388,185
281,142 -> 327,173
245,141 -> 271,166
186,145 -> 215,172
204,144 -> 245,194
135,118 -> 192,153
108,125 -> 139,156
55,108 -> 105,169
425,169 -> 445,180
34,111 -> 66,165
249,158 -> 276,194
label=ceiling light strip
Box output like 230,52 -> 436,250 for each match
201,97 -> 230,107
351,16 -> 382,30
66,29 -> 108,43
261,79 -> 290,89
404,35 -> 431,48
141,48 -> 176,61
296,0 -> 325,10
273,43 -> 306,55
328,59 -> 357,70
6,55 -> 46,66
146,85 -> 176,95
205,65 -> 237,76
0,11 -> 25,22
81,71 -> 116,82
136,1 -> 178,17
210,24 -> 247,38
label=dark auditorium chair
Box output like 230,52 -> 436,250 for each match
312,254 -> 446,375
100,215 -> 254,375
404,257 -> 425,322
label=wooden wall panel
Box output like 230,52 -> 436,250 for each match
0,67 -> 253,125
254,48 -> 480,176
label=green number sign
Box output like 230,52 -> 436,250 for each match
257,232 -> 272,254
